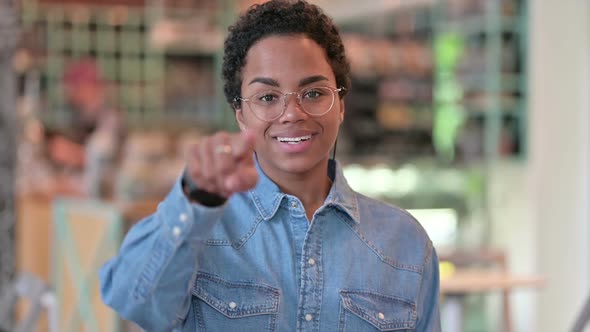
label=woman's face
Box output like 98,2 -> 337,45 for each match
236,34 -> 344,179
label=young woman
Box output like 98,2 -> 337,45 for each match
100,1 -> 441,331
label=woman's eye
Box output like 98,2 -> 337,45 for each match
304,90 -> 322,99
258,94 -> 279,102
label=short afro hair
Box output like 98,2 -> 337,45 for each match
222,0 -> 351,109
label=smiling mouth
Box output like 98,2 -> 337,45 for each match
275,134 -> 313,144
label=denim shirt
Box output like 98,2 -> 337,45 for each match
99,159 -> 441,332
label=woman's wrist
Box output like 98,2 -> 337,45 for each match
181,169 -> 227,207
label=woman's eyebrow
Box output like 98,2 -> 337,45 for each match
248,77 -> 280,87
247,75 -> 329,88
299,75 -> 329,87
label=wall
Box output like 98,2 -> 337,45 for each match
528,0 -> 590,331
489,1 -> 590,331
488,160 -> 535,332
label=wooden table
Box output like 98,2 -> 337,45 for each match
440,269 -> 545,332
441,270 -> 545,294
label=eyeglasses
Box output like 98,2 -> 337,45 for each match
234,86 -> 345,122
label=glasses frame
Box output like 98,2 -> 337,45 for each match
234,86 -> 346,122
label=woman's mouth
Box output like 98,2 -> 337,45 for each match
272,133 -> 316,153
275,134 -> 313,144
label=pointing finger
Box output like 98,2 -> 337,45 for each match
230,130 -> 256,160
224,165 -> 258,193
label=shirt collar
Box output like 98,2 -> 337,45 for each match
325,159 -> 361,224
248,156 -> 360,224
247,157 -> 285,220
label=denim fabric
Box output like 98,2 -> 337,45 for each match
99,159 -> 441,331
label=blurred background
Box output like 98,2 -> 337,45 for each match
0,0 -> 588,331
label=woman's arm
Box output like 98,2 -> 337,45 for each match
99,178 -> 225,331
415,243 -> 442,331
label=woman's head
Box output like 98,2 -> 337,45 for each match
222,0 -> 351,109
223,1 -> 350,180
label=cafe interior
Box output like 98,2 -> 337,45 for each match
0,0 -> 589,331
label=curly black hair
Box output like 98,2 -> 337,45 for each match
222,0 -> 351,110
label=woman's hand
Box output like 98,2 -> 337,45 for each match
184,130 -> 258,198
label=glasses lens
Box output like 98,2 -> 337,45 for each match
249,90 -> 284,121
247,87 -> 337,121
300,87 -> 335,116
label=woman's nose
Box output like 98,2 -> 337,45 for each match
279,93 -> 308,122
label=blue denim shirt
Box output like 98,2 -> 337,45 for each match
100,159 -> 440,331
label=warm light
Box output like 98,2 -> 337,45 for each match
439,261 -> 456,280
407,208 -> 458,248
342,163 -> 419,197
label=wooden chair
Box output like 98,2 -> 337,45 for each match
438,248 -> 513,332
52,198 -> 123,332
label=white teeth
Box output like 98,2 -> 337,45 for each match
276,135 -> 312,143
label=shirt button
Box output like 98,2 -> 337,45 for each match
305,314 -> 313,321
172,226 -> 181,238
179,213 -> 188,222
308,258 -> 316,266
229,301 -> 237,309
291,201 -> 298,208
378,312 -> 385,320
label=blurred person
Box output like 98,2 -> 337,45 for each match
99,1 -> 440,331
42,58 -> 125,197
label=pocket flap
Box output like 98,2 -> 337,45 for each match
340,290 -> 417,331
193,272 -> 279,318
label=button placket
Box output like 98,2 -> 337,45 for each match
296,214 -> 323,331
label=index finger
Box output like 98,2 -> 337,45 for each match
229,130 -> 256,160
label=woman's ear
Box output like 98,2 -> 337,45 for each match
339,99 -> 345,123
235,109 -> 247,131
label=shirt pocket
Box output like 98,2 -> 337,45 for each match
192,272 -> 280,332
338,290 -> 417,332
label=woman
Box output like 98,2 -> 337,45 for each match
100,1 -> 440,331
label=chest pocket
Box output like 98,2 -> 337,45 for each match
338,290 -> 417,331
192,272 -> 280,332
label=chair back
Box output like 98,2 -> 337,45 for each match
52,198 -> 122,332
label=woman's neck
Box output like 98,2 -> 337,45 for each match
263,159 -> 333,220
281,173 -> 331,207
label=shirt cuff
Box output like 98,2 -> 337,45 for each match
157,175 -> 227,245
